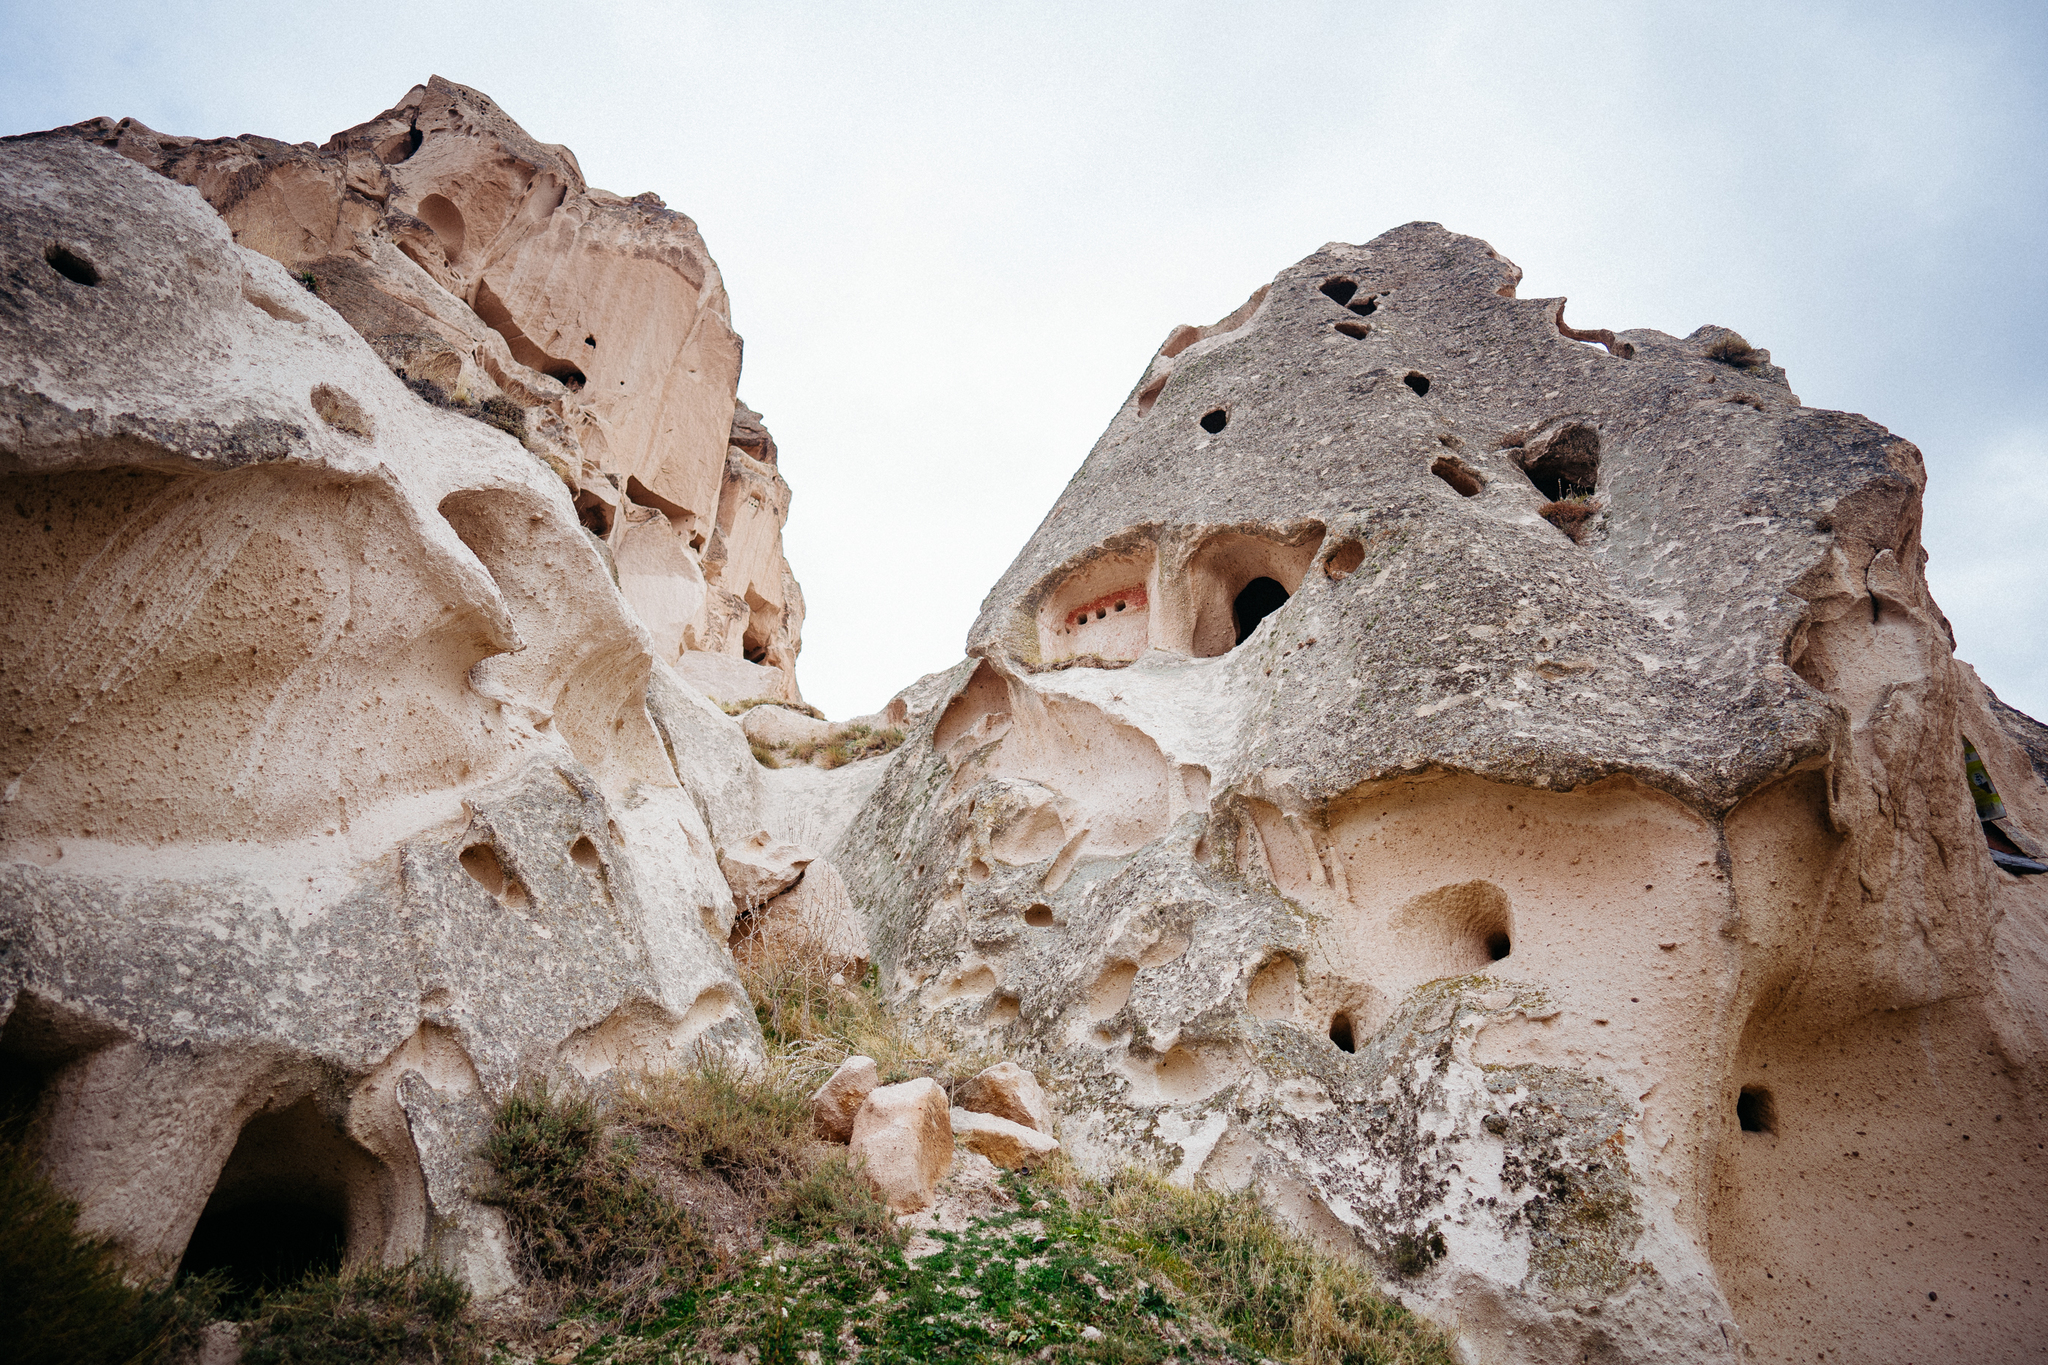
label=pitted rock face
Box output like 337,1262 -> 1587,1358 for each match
838,226 -> 2048,1362
37,74 -> 805,701
0,134 -> 771,1291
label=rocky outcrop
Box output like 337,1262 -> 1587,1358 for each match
44,76 -> 805,702
834,226 -> 2048,1362
0,127 -> 779,1291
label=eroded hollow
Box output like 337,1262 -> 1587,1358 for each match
1233,577 -> 1289,645
1334,321 -> 1369,339
1737,1086 -> 1776,1134
44,242 -> 101,286
1199,408 -> 1229,435
1520,423 -> 1601,500
1023,903 -> 1056,927
1318,277 -> 1359,306
1329,1011 -> 1357,1053
1403,372 -> 1431,397
1324,538 -> 1366,581
1431,454 -> 1484,497
1486,931 -> 1511,960
570,835 -> 602,871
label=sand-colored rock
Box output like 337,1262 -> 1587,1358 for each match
44,77 -> 805,702
809,1055 -> 879,1144
736,859 -> 871,977
953,1061 -> 1052,1134
742,703 -> 836,749
835,225 -> 2048,1362
849,1078 -> 953,1214
949,1107 -> 1059,1169
715,831 -> 812,913
0,127 -> 774,1293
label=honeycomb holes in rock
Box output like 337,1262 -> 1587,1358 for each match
1737,1086 -> 1777,1135
44,241 -> 101,286
1403,372 -> 1431,397
1316,277 -> 1376,315
1431,454 -> 1485,498
459,841 -> 529,908
1023,903 -> 1056,927
1323,538 -> 1366,581
570,834 -> 602,872
1199,407 -> 1229,435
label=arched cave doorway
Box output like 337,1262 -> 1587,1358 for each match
1233,577 -> 1289,645
177,1097 -> 382,1310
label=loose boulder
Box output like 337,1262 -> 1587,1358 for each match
809,1054 -> 879,1144
950,1108 -> 1059,1170
848,1078 -> 953,1214
953,1061 -> 1052,1134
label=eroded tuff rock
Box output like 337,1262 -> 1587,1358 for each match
836,226 -> 2048,1362
44,75 -> 805,701
0,129 -> 789,1291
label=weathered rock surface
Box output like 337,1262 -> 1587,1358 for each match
835,226 -> 2048,1362
42,75 -> 806,702
948,1107 -> 1059,1169
0,122 -> 782,1290
849,1078 -> 953,1214
809,1054 -> 879,1144
953,1060 -> 1053,1134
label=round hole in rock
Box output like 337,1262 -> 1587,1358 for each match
1486,931 -> 1511,961
1318,277 -> 1358,306
1324,538 -> 1366,581
1329,1011 -> 1357,1053
1334,321 -> 1369,339
1199,408 -> 1229,434
1403,371 -> 1431,397
1431,455 -> 1485,498
570,835 -> 602,871
1349,297 -> 1378,316
1115,600 -> 1127,611
1023,903 -> 1056,927
1737,1087 -> 1776,1134
44,242 -> 101,286
1233,577 -> 1289,645
584,335 -> 597,348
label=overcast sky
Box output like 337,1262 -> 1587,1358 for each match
5,1 -> 2043,721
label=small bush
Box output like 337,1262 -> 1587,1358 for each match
481,1085 -> 709,1314
0,1140 -> 219,1365
297,270 -> 318,293
479,394 -> 527,438
240,1260 -> 480,1365
621,1062 -> 812,1198
768,1152 -> 897,1246
1704,332 -> 1763,368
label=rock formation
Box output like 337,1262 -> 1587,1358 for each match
831,226 -> 2048,1362
0,102 -> 806,1294
49,76 -> 805,703
7,76 -> 2048,1365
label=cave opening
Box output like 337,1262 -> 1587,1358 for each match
1233,577 -> 1289,645
1329,1012 -> 1357,1053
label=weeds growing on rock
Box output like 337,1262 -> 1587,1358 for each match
238,1260 -> 480,1365
1538,497 -> 1601,544
1704,332 -> 1763,368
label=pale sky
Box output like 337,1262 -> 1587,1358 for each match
5,1 -> 2043,721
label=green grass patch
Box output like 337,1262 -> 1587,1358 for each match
239,1260 -> 480,1365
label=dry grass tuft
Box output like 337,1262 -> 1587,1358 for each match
1539,498 -> 1601,544
1704,332 -> 1764,368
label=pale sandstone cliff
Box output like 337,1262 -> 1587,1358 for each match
51,76 -> 805,703
0,127 -> 797,1292
833,227 -> 2048,1364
